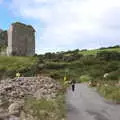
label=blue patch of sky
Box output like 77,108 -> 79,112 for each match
0,0 -> 44,30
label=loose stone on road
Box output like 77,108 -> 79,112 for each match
66,83 -> 120,120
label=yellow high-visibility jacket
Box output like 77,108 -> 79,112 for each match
16,72 -> 20,77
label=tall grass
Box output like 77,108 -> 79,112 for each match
23,94 -> 65,120
0,56 -> 38,78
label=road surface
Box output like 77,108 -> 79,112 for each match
66,83 -> 120,120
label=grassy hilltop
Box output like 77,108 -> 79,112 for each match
79,47 -> 120,55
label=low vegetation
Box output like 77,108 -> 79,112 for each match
97,80 -> 120,103
79,45 -> 120,55
0,45 -> 120,119
23,94 -> 65,120
36,45 -> 120,103
0,56 -> 38,79
0,56 -> 65,120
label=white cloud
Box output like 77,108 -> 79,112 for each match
10,0 -> 120,53
0,0 -> 3,4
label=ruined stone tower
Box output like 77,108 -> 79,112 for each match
7,22 -> 35,56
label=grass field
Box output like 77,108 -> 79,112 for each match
0,56 -> 38,78
79,47 -> 120,55
0,56 -> 37,69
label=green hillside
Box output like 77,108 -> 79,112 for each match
36,45 -> 120,102
0,56 -> 38,78
0,46 -> 119,119
0,46 -> 119,103
79,47 -> 120,55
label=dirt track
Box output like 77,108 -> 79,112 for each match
66,83 -> 120,120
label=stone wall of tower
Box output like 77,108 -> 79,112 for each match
7,22 -> 35,56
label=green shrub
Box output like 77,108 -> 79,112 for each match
89,68 -> 104,78
79,75 -> 92,83
81,55 -> 96,65
97,51 -> 120,61
105,61 -> 120,72
45,62 -> 66,69
50,72 -> 61,79
107,70 -> 120,80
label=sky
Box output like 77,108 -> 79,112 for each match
0,0 -> 120,54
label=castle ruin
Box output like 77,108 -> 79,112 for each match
0,22 -> 35,56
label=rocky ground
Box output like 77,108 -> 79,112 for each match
0,76 -> 61,120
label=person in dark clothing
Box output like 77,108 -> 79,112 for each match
71,79 -> 76,92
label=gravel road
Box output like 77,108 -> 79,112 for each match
66,83 -> 120,120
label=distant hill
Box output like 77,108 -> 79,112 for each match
59,45 -> 120,57
79,46 -> 120,55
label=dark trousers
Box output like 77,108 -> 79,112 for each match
72,84 -> 75,91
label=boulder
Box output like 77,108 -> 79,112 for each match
8,102 -> 23,115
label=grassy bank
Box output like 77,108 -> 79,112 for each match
23,93 -> 66,120
96,81 -> 120,103
0,56 -> 38,78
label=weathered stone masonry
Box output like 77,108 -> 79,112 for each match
0,22 -> 35,56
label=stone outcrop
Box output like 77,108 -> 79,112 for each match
0,76 -> 61,120
0,76 -> 60,102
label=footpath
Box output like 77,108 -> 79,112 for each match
66,83 -> 120,120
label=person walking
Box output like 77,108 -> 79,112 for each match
16,72 -> 20,80
71,79 -> 76,92
64,76 -> 69,87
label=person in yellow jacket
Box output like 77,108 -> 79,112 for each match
16,72 -> 20,80
64,76 -> 70,87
